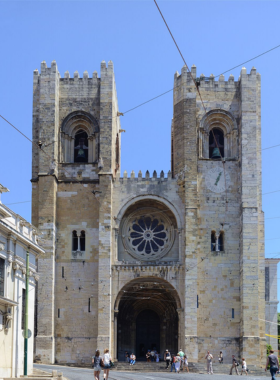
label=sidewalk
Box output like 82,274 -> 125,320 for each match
2,366 -> 68,380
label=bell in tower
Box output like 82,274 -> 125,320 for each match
209,129 -> 224,159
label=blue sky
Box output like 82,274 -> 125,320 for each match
1,1 -> 280,306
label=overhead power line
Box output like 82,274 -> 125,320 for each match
120,43 -> 280,116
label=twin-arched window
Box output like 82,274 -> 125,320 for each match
211,231 -> 224,252
72,230 -> 86,253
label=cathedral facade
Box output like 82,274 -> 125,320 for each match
32,60 -> 275,365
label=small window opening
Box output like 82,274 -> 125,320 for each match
58,308 -> 60,318
115,134 -> 120,172
72,231 -> 78,251
80,231 -> 86,251
232,308 -> 234,319
197,295 -> 199,308
88,298 -> 91,312
62,267 -> 64,278
218,232 -> 224,251
74,130 -> 88,163
211,231 -> 216,251
21,288 -> 26,329
209,128 -> 224,159
0,258 -> 4,297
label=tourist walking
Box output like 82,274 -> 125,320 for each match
218,351 -> 223,364
205,351 -> 214,374
92,350 -> 102,380
146,350 -> 151,362
229,355 -> 239,375
102,348 -> 112,380
265,349 -> 279,380
151,349 -> 155,362
183,354 -> 189,372
130,353 -> 136,365
170,354 -> 176,372
178,348 -> 185,369
164,349 -> 171,369
241,358 -> 248,375
175,353 -> 181,373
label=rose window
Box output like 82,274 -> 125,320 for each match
122,209 -> 175,261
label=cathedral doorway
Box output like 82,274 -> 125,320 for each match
115,278 -> 180,361
136,310 -> 160,359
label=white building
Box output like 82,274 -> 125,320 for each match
0,184 -> 44,378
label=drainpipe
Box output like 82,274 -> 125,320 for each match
24,250 -> 29,376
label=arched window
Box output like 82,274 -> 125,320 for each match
217,232 -> 224,251
72,231 -> 78,251
211,231 -> 216,251
80,231 -> 86,251
74,130 -> 88,163
209,128 -> 224,159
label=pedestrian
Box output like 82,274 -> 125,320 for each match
92,349 -> 102,380
229,355 -> 239,375
178,348 -> 185,370
218,351 -> 223,364
183,354 -> 189,373
265,349 -> 279,380
164,349 -> 171,370
205,351 -> 213,374
102,348 -> 111,380
151,349 -> 155,362
146,350 -> 151,362
155,351 -> 160,363
241,358 -> 248,376
175,353 -> 181,373
130,353 -> 136,366
170,354 -> 176,372
125,351 -> 129,363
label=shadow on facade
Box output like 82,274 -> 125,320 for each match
115,277 -> 181,361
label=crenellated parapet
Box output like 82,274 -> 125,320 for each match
116,169 -> 173,182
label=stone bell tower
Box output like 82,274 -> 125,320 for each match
31,60 -> 120,363
171,64 -> 265,363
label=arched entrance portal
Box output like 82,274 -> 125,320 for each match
116,278 -> 180,361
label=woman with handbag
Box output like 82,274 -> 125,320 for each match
102,348 -> 112,380
92,350 -> 102,380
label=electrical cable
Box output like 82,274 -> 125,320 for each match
153,0 -> 228,211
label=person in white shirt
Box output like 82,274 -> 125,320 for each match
241,358 -> 248,376
205,351 -> 213,374
130,353 -> 136,365
102,348 -> 112,380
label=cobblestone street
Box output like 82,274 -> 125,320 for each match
35,364 -> 271,380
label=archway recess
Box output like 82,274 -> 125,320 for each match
115,278 -> 181,361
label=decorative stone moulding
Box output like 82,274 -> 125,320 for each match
12,262 -> 20,271
0,241 -> 5,251
121,208 -> 175,261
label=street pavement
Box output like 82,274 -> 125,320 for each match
34,364 -> 271,380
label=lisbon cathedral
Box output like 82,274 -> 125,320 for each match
31,60 -> 278,365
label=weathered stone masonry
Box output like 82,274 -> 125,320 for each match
32,60 -> 275,365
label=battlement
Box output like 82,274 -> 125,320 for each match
174,64 -> 260,90
34,60 -> 115,79
116,169 -> 174,182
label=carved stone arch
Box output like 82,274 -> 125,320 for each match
113,277 -> 181,359
60,111 -> 99,163
61,110 -> 99,135
199,109 -> 238,159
